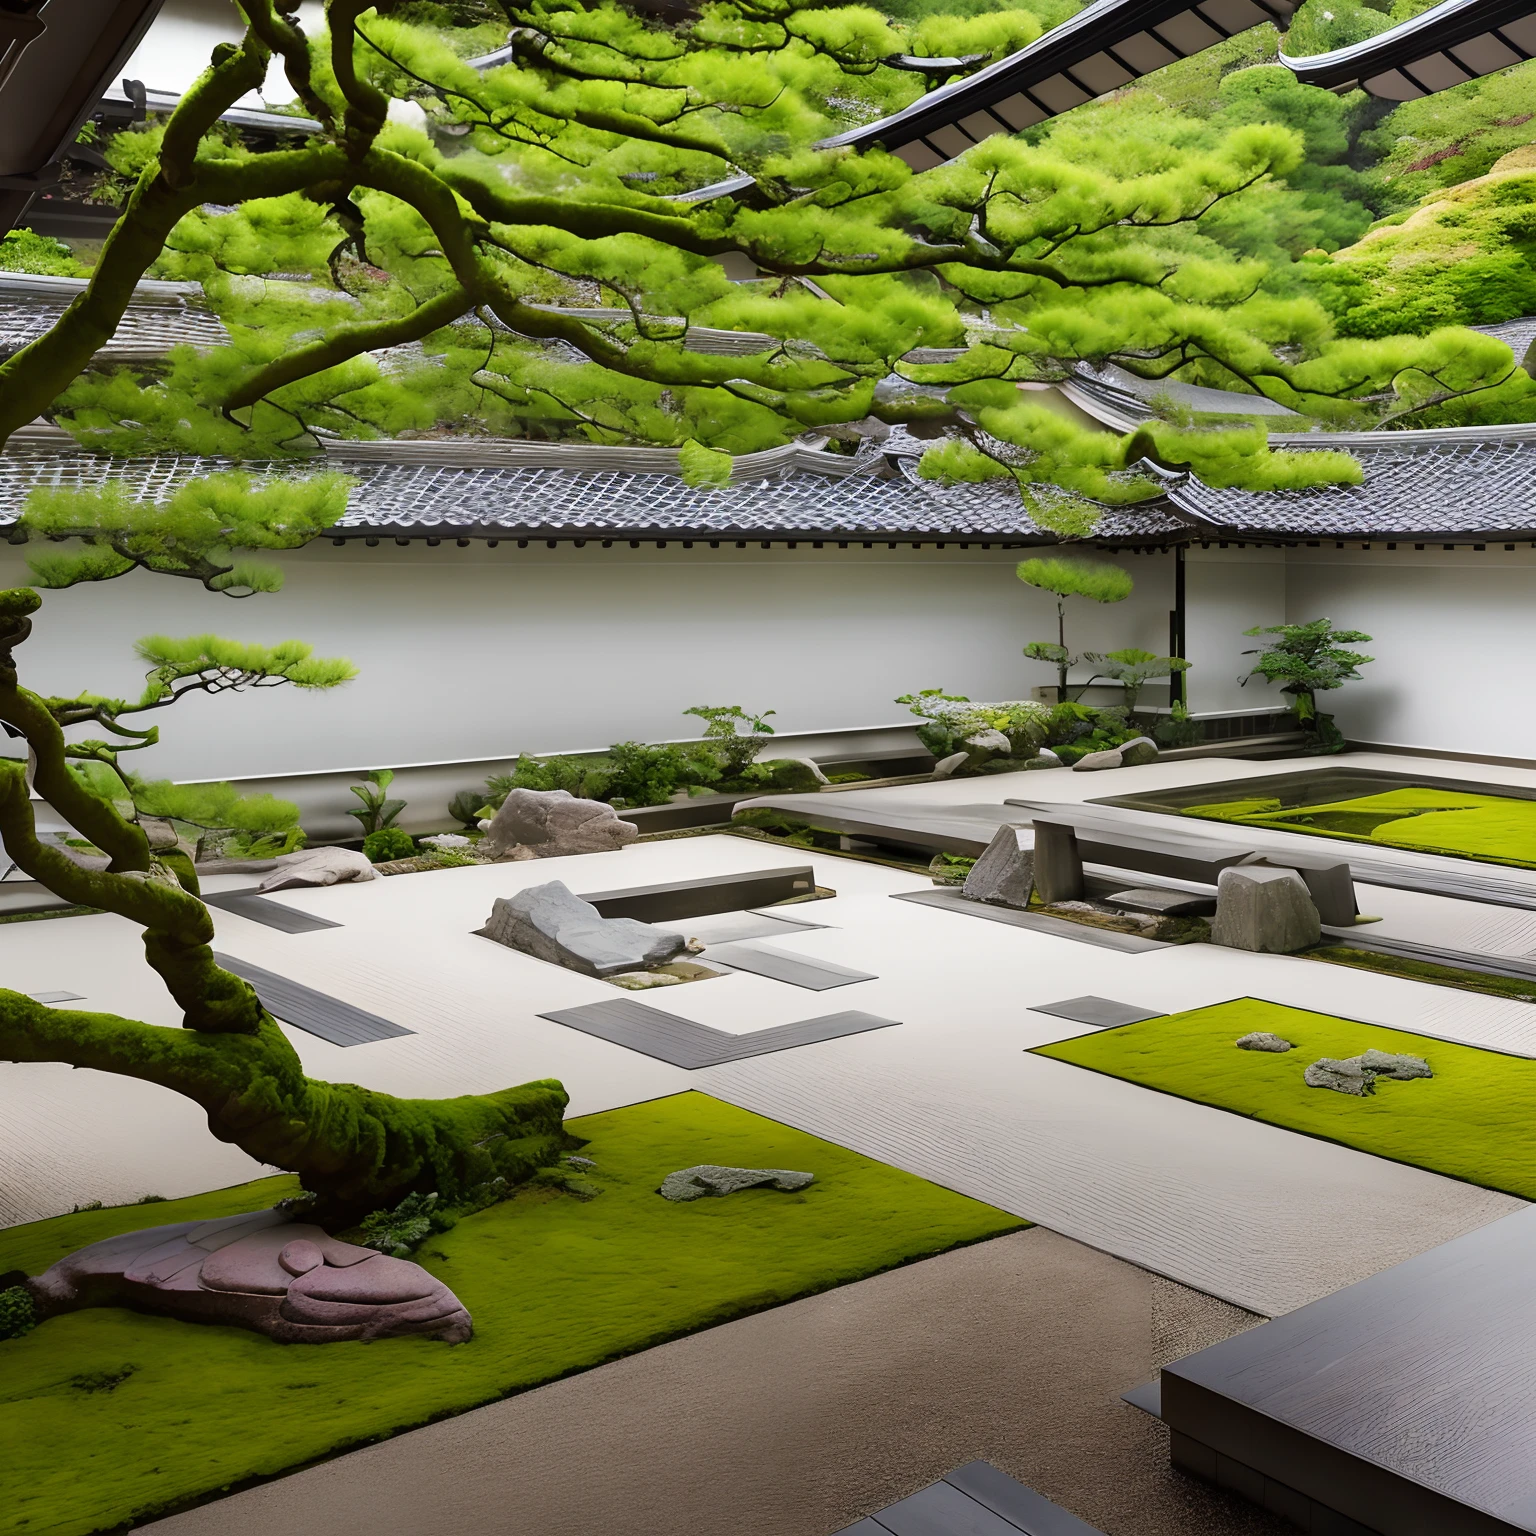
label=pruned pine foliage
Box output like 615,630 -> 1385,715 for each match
4,1 -> 1528,532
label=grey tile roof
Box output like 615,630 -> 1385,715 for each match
0,441 -> 1182,543
1160,437 -> 1536,539
0,272 -> 228,361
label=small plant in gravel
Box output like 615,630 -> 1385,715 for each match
363,827 -> 416,863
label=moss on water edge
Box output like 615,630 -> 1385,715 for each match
1035,998 -> 1536,1199
1182,788 -> 1536,868
0,1091 -> 1023,1536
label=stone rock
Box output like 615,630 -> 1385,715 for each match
1071,736 -> 1159,772
1305,1056 -> 1377,1096
1237,1032 -> 1294,1053
479,788 -> 638,860
1210,866 -> 1320,954
1360,1048 -> 1432,1080
565,1156 -> 596,1169
258,847 -> 378,891
962,824 -> 1034,908
28,1208 -> 471,1344
963,728 -> 1011,754
1032,748 -> 1064,768
421,833 -> 471,849
481,880 -> 687,977
658,1165 -> 815,1202
1107,887 -> 1217,917
933,751 -> 971,778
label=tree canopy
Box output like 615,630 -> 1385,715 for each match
2,0 -> 1530,532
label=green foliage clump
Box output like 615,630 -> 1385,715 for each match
1082,647 -> 1191,715
1242,617 -> 1372,749
605,740 -> 720,807
0,1286 -> 36,1341
17,474 -> 353,595
1327,168 -> 1536,338
358,1190 -> 452,1256
684,703 -> 777,778
1016,556 -> 1135,606
0,229 -> 81,276
363,827 -> 417,863
347,769 -> 405,836
487,753 -> 615,805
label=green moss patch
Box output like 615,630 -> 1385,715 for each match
1182,787 -> 1536,868
1034,998 -> 1536,1198
0,1091 -> 1021,1536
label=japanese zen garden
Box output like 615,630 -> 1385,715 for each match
8,2 -> 1536,1535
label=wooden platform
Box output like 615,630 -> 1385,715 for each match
834,1459 -> 1105,1534
1156,1205 -> 1536,1535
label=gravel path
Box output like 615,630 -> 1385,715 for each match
144,1229 -> 1290,1536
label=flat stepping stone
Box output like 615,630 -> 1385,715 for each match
893,889 -> 1166,953
27,990 -> 84,1004
701,941 -> 875,990
537,996 -> 898,1067
579,866 -> 816,923
1029,996 -> 1167,1029
204,890 -> 343,933
834,1459 -> 1106,1533
680,910 -> 829,945
1104,886 -> 1216,917
213,953 -> 414,1047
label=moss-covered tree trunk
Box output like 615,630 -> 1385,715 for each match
0,588 -> 570,1224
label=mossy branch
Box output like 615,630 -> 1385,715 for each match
222,285 -> 472,412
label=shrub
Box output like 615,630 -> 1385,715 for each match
605,740 -> 718,807
359,1191 -> 456,1256
363,827 -> 416,862
486,752 -> 613,805
0,1286 -> 36,1341
683,704 -> 776,778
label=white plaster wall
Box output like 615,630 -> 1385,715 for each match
1183,545 -> 1287,715
1283,544 -> 1536,757
0,541 -> 1174,784
123,0 -> 325,101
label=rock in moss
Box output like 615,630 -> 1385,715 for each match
1361,1048 -> 1432,1080
1237,1032 -> 1294,1053
659,1165 -> 814,1202
1305,1057 -> 1377,1095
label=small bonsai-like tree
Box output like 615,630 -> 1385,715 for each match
0,476 -> 571,1226
1242,618 -> 1373,752
1017,557 -> 1135,699
684,704 -> 777,780
1082,647 -> 1191,721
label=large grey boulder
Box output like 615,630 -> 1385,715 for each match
1305,1056 -> 1377,1096
659,1165 -> 815,1202
1237,1031 -> 1294,1053
1361,1048 -> 1432,1080
1305,1049 -> 1432,1095
482,880 -> 686,977
1210,866 -> 1320,953
479,788 -> 638,860
963,824 -> 1034,908
1071,736 -> 1159,772
29,1208 -> 471,1344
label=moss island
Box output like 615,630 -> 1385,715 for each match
1181,787 -> 1536,867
